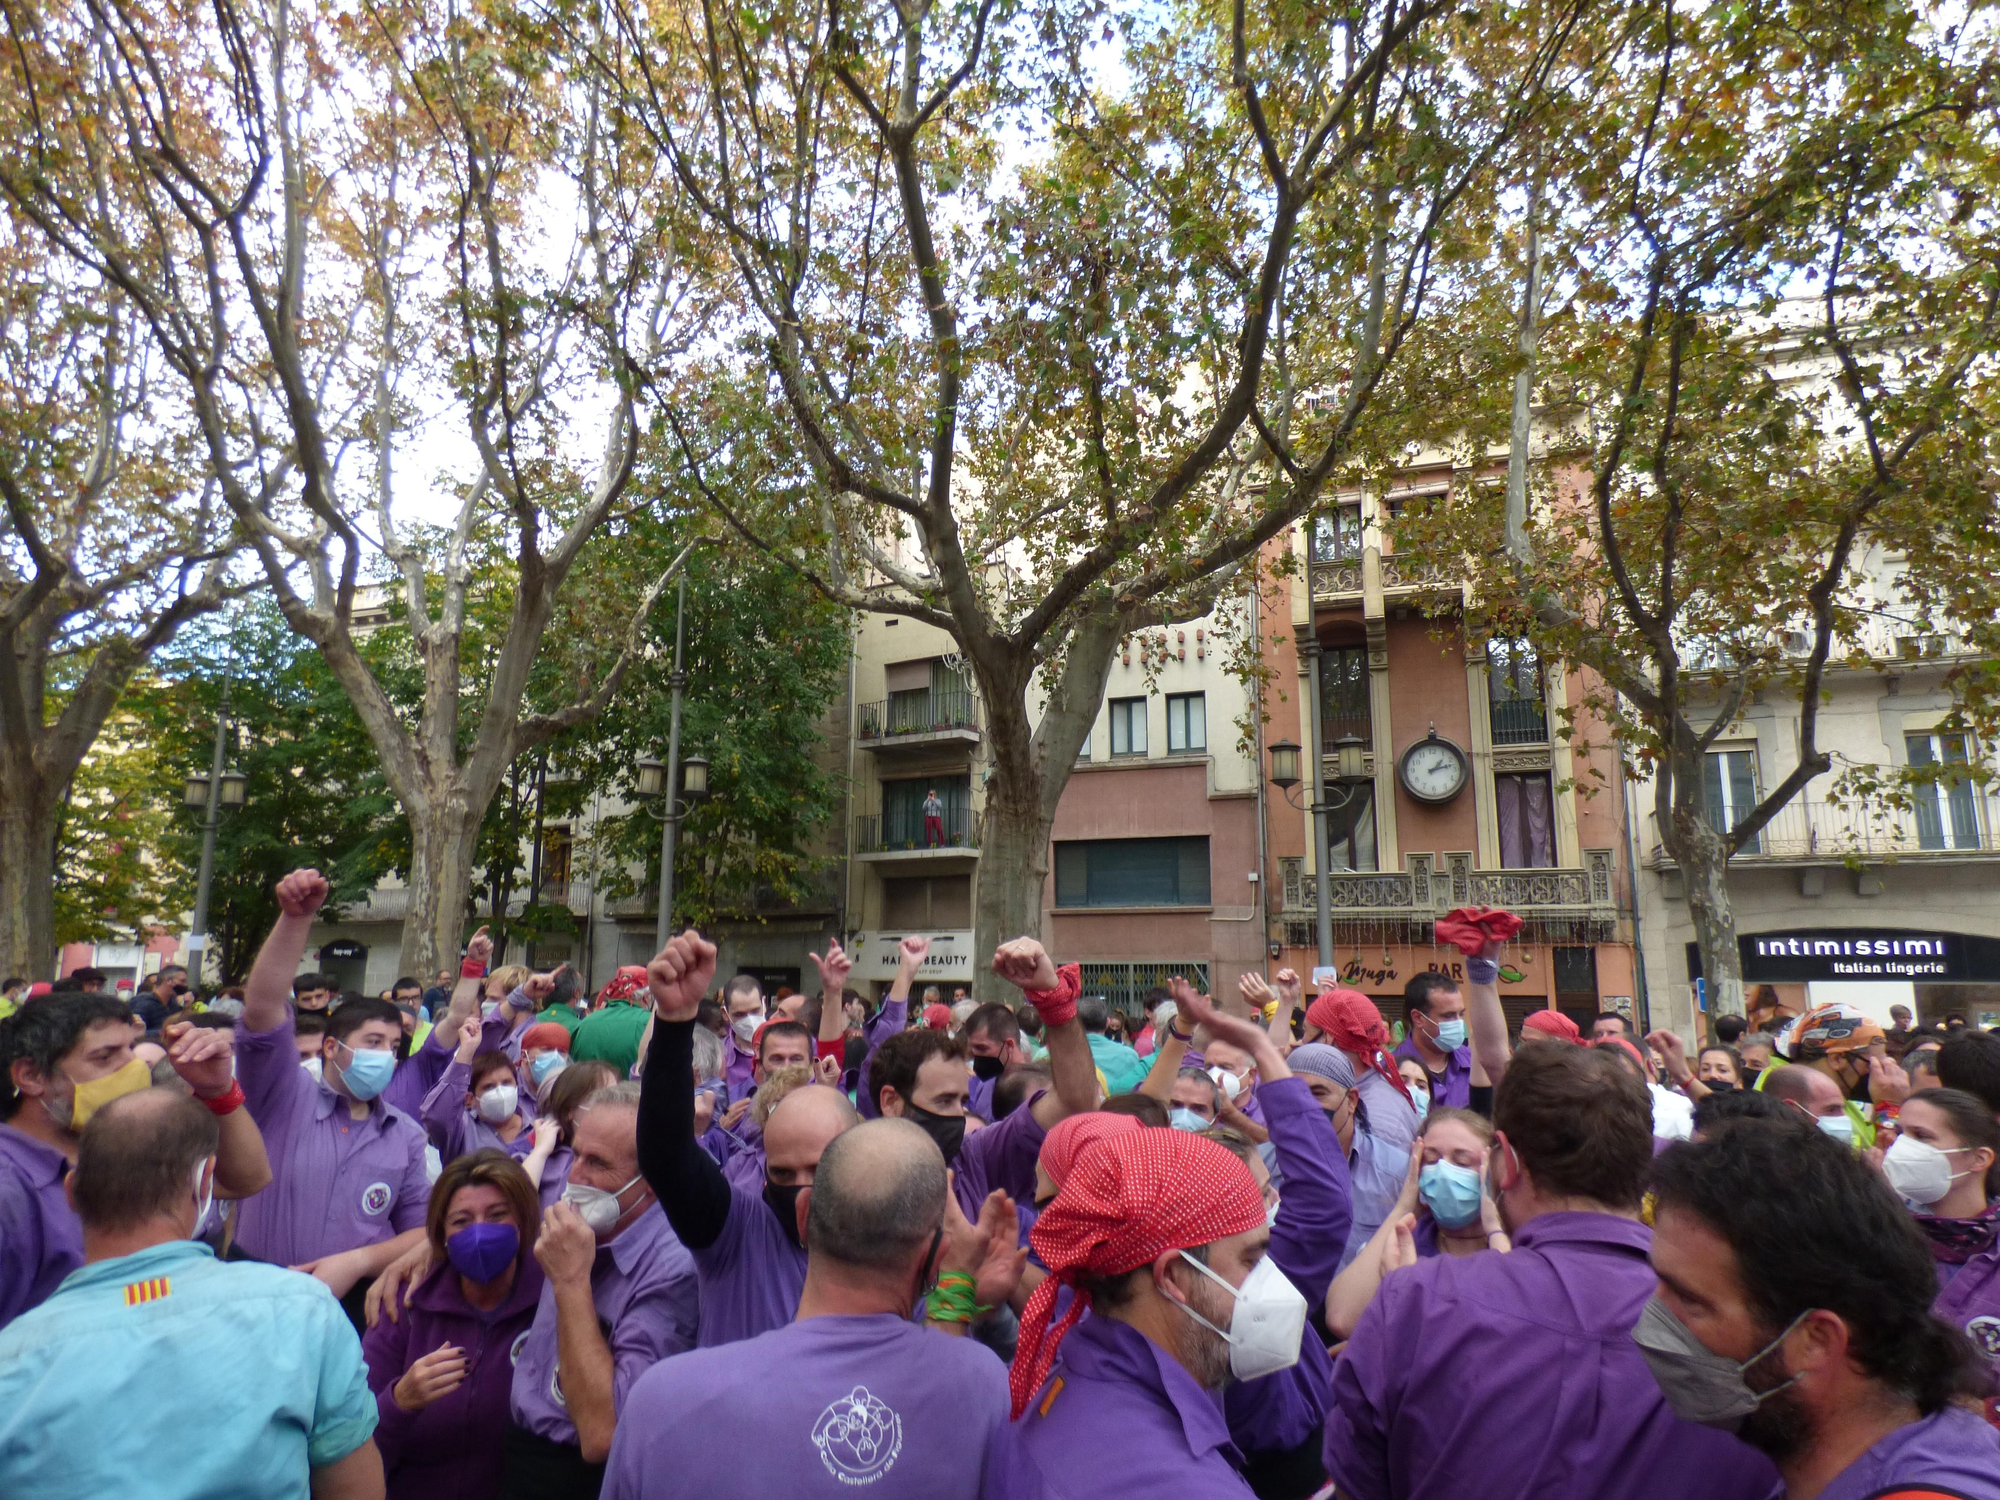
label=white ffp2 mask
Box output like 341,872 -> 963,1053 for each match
1171,1251 -> 1307,1381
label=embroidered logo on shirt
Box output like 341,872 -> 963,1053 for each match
811,1386 -> 902,1485
123,1277 -> 171,1306
510,1331 -> 530,1367
1965,1315 -> 2000,1359
549,1366 -> 567,1408
360,1181 -> 393,1216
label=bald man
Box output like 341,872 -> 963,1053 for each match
604,1119 -> 1013,1498
637,932 -> 864,1347
1760,1063 -> 1853,1141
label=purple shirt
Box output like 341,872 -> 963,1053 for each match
604,1314 -> 1008,1498
853,998 -> 908,1119
234,1011 -> 432,1267
1392,1035 -> 1473,1111
725,1039 -> 758,1106
1223,1077 -> 1352,1459
1323,1211 -> 1783,1500
988,1313 -> 1253,1500
952,1093 -> 1048,1222
507,1203 -> 699,1445
362,1257 -> 546,1500
1818,1407 -> 2000,1500
968,1072 -> 998,1124
1932,1245 -> 2000,1384
533,1145 -> 573,1212
382,1027 -> 456,1118
723,1140 -> 768,1195
0,1127 -> 79,1329
691,1181 -> 809,1348
418,1059 -> 536,1164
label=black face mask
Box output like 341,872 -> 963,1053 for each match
904,1104 -> 967,1165
970,1054 -> 1005,1082
1705,1079 -> 1737,1093
763,1181 -> 807,1251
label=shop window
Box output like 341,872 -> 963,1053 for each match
1055,837 -> 1211,908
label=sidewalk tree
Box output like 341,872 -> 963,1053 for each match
0,0 -> 712,974
1398,0 -> 2000,1017
609,0 -> 1586,992
0,228 -> 237,979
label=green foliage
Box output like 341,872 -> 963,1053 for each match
52,718 -> 185,948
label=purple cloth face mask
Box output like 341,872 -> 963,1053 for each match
446,1220 -> 520,1284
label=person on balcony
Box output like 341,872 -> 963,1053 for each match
923,788 -> 945,847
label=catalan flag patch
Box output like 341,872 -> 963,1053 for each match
123,1276 -> 170,1306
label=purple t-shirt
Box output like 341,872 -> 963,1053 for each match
952,1093 -> 1047,1222
1323,1211 -> 1784,1500
362,1256 -> 546,1500
1392,1035 -> 1473,1111
0,1127 -> 79,1330
853,998 -> 908,1119
507,1202 -> 698,1446
382,1027 -> 455,1118
233,1010 -> 431,1267
603,1314 -> 1007,1499
1817,1407 -> 2000,1500
725,1039 -> 758,1106
988,1312 -> 1253,1499
691,1181 -> 809,1348
418,1059 -> 537,1164
1933,1245 -> 2000,1374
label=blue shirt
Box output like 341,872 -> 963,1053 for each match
1084,1033 -> 1149,1096
0,1240 -> 376,1497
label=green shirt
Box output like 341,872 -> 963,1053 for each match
541,1005 -> 586,1038
570,1000 -> 650,1074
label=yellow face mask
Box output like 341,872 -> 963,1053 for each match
55,1056 -> 152,1132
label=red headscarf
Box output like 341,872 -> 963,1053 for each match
1522,1009 -> 1581,1044
519,1022 -> 572,1053
596,966 -> 649,1004
1038,1111 -> 1142,1189
1304,987 -> 1413,1108
922,1004 -> 953,1031
1433,905 -> 1524,955
1011,1130 -> 1264,1419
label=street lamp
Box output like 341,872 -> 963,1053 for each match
641,575 -> 718,948
1268,732 -> 1370,969
184,695 -> 245,977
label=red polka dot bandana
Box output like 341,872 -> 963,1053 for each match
1038,1111 -> 1142,1189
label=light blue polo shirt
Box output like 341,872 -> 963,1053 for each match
0,1239 -> 376,1497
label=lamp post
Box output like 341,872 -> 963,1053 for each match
1268,732 -> 1368,970
183,682 -> 247,978
638,574 -> 716,948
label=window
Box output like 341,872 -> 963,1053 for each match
1704,749 -> 1761,854
1109,697 -> 1149,756
1055,837 -> 1211,908
883,875 -> 972,928
1488,638 -> 1548,745
1495,773 -> 1555,868
1325,784 -> 1378,872
1166,693 -> 1206,753
1318,645 -> 1370,745
1907,733 -> 1981,851
882,777 -> 972,848
1312,504 -> 1363,562
536,825 -> 572,900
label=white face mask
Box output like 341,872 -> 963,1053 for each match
732,1012 -> 764,1045
562,1173 -> 643,1235
1882,1134 -> 1973,1206
1170,1251 -> 1308,1381
1208,1067 -> 1244,1103
191,1157 -> 215,1236
302,1056 -> 324,1083
477,1084 -> 519,1123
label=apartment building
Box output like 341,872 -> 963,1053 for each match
1267,480 -> 1642,1035
1633,545 -> 2000,1035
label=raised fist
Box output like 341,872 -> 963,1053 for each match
810,941 -> 854,996
647,930 -> 718,1022
897,934 -> 931,972
991,937 -> 1057,993
275,869 -> 329,919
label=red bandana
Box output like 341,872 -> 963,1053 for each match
1522,1009 -> 1581,1044
1304,987 -> 1413,1108
1434,905 -> 1524,956
597,966 -> 649,1005
1038,1111 -> 1142,1189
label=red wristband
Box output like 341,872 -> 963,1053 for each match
461,958 -> 487,979
1024,964 -> 1082,1028
197,1080 -> 245,1116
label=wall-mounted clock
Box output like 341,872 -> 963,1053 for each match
1399,730 -> 1469,805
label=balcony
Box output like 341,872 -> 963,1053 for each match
1489,696 -> 1549,745
1310,556 -> 1364,601
1308,550 -> 1457,606
857,688 -> 980,752
1278,849 -> 1619,944
1651,799 -> 2000,868
854,810 -> 981,872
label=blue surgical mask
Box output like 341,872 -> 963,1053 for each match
335,1042 -> 396,1101
1410,1086 -> 1431,1119
1170,1107 -> 1209,1132
1419,1159 -> 1485,1229
529,1052 -> 567,1085
1433,1018 -> 1467,1051
1815,1111 -> 1854,1146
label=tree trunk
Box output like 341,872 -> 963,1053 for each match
1666,800 -> 1745,1024
973,789 -> 1057,1003
0,768 -> 58,981
400,795 -> 484,980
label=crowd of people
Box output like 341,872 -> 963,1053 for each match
1,868 -> 1997,1500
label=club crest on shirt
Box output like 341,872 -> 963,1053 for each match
510,1331 -> 530,1367
360,1181 -> 393,1216
811,1386 -> 902,1485
1966,1315 -> 2000,1359
550,1366 -> 567,1407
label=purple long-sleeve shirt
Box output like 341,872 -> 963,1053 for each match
507,1203 -> 699,1446
1323,1211 -> 1783,1500
0,1127 -> 79,1330
233,1010 -> 431,1267
418,1059 -> 537,1164
852,996 -> 908,1118
382,1027 -> 456,1119
362,1257 -> 545,1500
1223,1075 -> 1353,1460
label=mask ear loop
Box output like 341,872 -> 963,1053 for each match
1738,1307 -> 1816,1405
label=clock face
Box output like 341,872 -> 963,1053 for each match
1400,737 -> 1468,803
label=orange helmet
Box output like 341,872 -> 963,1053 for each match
1785,1005 -> 1886,1058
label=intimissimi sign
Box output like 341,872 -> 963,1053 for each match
1687,929 -> 2000,983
